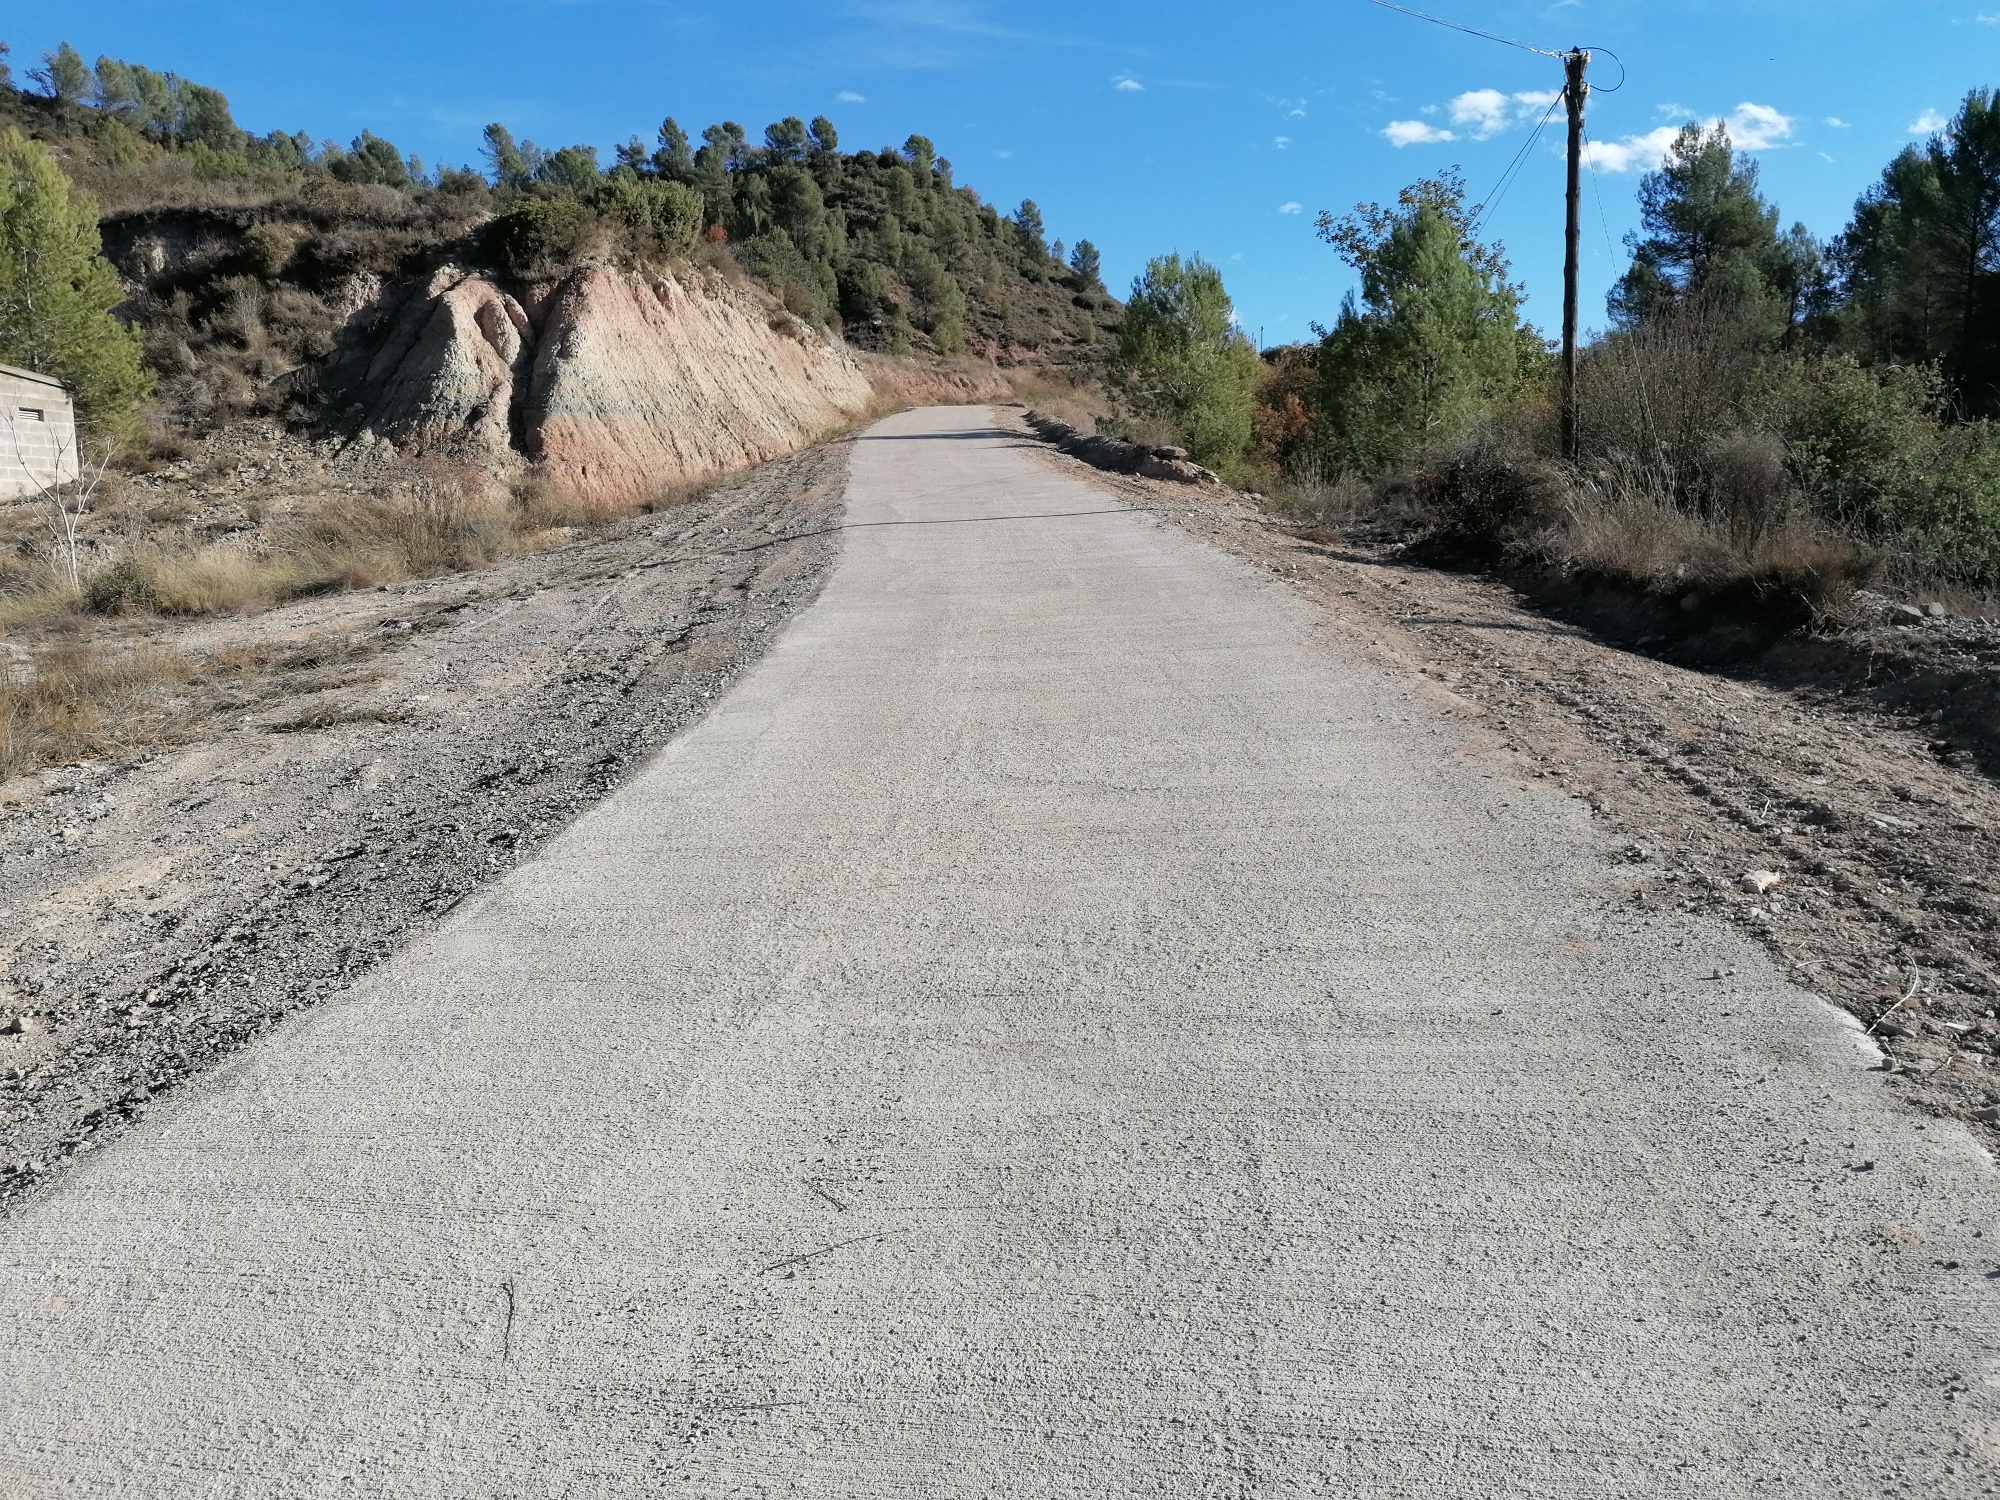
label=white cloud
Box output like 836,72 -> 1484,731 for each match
995,149 -> 1013,159
1450,88 -> 1512,137
835,90 -> 866,104
1582,125 -> 1684,173
1383,119 -> 1456,147
1278,201 -> 1302,214
1581,103 -> 1794,173
1979,11 -> 2000,22
1726,102 -> 1794,149
1113,76 -> 1144,92
1825,116 -> 1850,128
1274,135 -> 1291,149
1911,108 -> 1948,133
1445,87 -> 1561,139
1657,102 -> 1693,119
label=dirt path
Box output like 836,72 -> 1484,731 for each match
0,440 -> 849,1198
0,406 -> 1993,1496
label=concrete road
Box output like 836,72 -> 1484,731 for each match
2,406 -> 1995,1497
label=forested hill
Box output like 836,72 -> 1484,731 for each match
0,41 -> 1120,361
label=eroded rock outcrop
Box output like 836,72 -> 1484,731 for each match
526,267 -> 874,505
319,263 -> 876,503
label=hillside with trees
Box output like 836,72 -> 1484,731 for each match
0,38 -> 1118,446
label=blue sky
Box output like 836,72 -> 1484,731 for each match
4,1 -> 1993,345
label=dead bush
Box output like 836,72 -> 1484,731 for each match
1575,295 -> 1765,494
509,472 -> 612,530
1006,367 -> 1109,435
83,548 -> 312,617
1262,454 -> 1375,526
1703,429 -> 1793,549
304,461 -> 513,580
1414,439 -> 1569,548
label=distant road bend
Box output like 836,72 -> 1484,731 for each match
1,406 -> 1995,1497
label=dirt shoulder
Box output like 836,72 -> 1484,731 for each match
0,439 -> 851,1202
1006,409 -> 2000,1138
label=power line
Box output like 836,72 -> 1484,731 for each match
1353,0 -> 1567,58
1471,91 -> 1567,235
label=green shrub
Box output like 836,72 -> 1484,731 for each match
601,174 -> 702,258
83,558 -> 163,614
485,196 -> 588,278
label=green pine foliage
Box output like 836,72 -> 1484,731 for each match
1313,173 -> 1545,474
1836,89 -> 2000,408
0,128 -> 152,432
1112,253 -> 1260,468
625,124 -> 1114,354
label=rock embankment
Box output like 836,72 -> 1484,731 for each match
320,263 -> 877,504
1023,409 -> 1221,486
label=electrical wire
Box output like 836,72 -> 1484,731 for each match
1470,91 -> 1566,235
1353,0 -> 1567,58
1578,46 -> 1627,93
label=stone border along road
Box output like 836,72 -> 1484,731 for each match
1,405 -> 1996,1496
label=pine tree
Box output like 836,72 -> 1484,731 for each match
1838,89 -> 2000,409
1314,173 -> 1541,473
1116,253 -> 1261,467
1069,239 -> 1102,286
0,130 -> 152,430
653,118 -> 693,180
483,124 -> 544,190
29,42 -> 89,105
1607,123 -> 1809,338
763,117 -> 810,164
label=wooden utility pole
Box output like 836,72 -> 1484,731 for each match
1560,47 -> 1589,463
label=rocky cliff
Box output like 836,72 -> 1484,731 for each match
318,263 -> 878,503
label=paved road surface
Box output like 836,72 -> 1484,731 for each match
3,406 -> 1996,1497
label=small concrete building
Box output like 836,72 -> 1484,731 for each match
0,363 -> 79,498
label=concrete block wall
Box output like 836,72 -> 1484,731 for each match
0,365 -> 79,498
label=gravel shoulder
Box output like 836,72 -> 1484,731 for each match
1008,408 -> 2000,1138
0,439 -> 850,1201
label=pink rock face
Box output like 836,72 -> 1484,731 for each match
524,268 -> 874,505
335,264 -> 874,505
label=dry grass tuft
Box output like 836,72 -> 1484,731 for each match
0,639 -> 199,781
1555,484 -> 1875,621
1004,367 -> 1111,436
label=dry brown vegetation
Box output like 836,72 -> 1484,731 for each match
0,631 -> 386,782
1002,366 -> 1113,437
0,354 -> 1019,785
